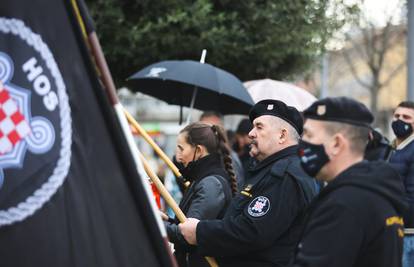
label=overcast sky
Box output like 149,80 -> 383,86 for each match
362,0 -> 404,26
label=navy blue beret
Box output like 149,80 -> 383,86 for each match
249,99 -> 303,135
303,97 -> 373,127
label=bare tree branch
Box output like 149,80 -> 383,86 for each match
380,61 -> 406,88
345,32 -> 367,59
339,0 -> 405,116
342,49 -> 372,89
376,20 -> 394,72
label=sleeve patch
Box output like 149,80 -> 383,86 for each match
248,196 -> 270,217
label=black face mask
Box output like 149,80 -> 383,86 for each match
175,149 -> 199,181
297,139 -> 330,177
392,120 -> 413,139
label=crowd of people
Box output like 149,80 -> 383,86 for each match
161,97 -> 414,267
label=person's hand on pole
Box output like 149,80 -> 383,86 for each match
179,218 -> 200,245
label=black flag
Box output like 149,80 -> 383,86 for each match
0,1 -> 175,266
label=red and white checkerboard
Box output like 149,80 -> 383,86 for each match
0,85 -> 31,154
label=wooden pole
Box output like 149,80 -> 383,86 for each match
124,109 -> 180,176
124,108 -> 189,188
68,1 -> 178,266
70,1 -> 215,265
139,154 -> 186,222
138,152 -> 218,267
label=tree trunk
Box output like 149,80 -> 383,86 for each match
370,82 -> 381,126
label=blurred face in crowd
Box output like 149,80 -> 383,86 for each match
393,107 -> 414,129
235,133 -> 251,150
175,133 -> 199,167
248,115 -> 286,161
200,115 -> 223,127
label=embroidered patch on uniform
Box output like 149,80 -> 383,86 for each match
248,196 -> 270,217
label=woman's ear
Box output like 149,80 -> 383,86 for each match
196,145 -> 208,159
194,145 -> 201,160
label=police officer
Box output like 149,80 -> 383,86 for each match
292,97 -> 406,267
179,99 -> 318,267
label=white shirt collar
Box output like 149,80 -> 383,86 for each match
395,133 -> 414,150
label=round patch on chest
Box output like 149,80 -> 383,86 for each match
247,196 -> 270,217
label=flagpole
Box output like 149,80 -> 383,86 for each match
87,28 -> 219,267
68,1 -> 178,266
87,28 -> 220,267
70,1 -> 217,266
138,148 -> 219,267
123,109 -> 189,188
86,32 -> 171,238
139,153 -> 186,222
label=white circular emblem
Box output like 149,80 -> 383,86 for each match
0,18 -> 72,226
248,196 -> 270,217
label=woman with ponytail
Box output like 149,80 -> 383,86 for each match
165,122 -> 236,267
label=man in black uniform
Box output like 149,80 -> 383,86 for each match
179,99 -> 318,267
292,97 -> 406,267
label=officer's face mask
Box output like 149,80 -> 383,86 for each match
392,119 -> 413,139
297,139 -> 330,177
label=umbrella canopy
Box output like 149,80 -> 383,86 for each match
244,79 -> 317,111
127,60 -> 254,115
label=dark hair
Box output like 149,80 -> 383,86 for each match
181,122 -> 237,195
236,118 -> 253,135
323,121 -> 370,155
199,111 -> 223,121
397,101 -> 414,110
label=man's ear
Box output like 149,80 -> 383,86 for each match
278,128 -> 287,144
330,133 -> 346,156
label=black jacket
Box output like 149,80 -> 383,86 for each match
389,138 -> 414,227
291,161 -> 406,267
166,154 -> 232,267
196,145 -> 318,267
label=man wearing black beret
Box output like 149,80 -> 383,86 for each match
179,99 -> 318,267
291,97 -> 406,267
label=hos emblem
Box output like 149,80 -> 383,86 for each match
0,18 -> 72,226
248,196 -> 270,217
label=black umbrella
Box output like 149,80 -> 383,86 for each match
127,60 -> 254,119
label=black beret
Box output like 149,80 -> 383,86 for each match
249,99 -> 303,135
236,119 -> 253,135
303,97 -> 374,127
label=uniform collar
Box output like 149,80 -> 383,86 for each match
249,145 -> 298,174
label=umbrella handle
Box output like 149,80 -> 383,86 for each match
124,108 -> 190,188
186,87 -> 198,125
184,49 -> 206,125
200,49 -> 207,63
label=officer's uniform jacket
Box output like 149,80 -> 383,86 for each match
196,145 -> 317,267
